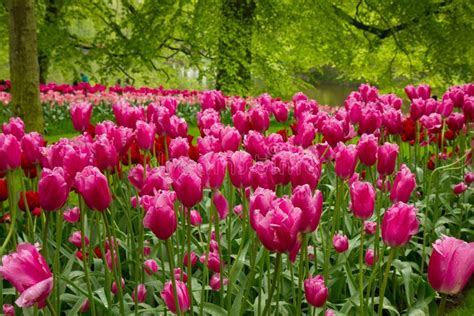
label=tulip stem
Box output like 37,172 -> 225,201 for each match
185,207 -> 194,315
262,253 -> 282,316
166,238 -> 181,316
0,170 -> 17,256
46,298 -> 57,316
359,223 -> 365,315
297,234 -> 308,315
438,294 -> 448,316
377,248 -> 396,316
79,198 -> 96,316
54,210 -> 63,313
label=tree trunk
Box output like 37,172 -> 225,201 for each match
216,0 -> 255,95
7,0 -> 44,133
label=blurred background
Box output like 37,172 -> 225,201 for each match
1,0 -> 473,103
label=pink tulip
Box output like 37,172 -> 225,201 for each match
304,275 -> 328,307
244,131 -> 267,160
174,268 -> 187,282
197,109 -> 221,133
446,113 -> 465,132
334,143 -> 358,179
382,202 -> 419,247
213,191 -> 229,220
272,101 -> 289,122
332,233 -> 349,253
428,236 -> 474,295
135,120 -> 155,150
228,151 -> 253,188
200,251 -> 222,273
39,167 -> 69,211
70,103 -> 93,132
364,221 -> 377,235
377,143 -> 399,176
200,90 -> 226,111
172,169 -> 203,208
0,134 -> 21,172
249,106 -> 270,132
183,251 -> 198,267
420,113 -> 442,132
291,184 -> 323,233
74,166 -> 112,211
232,111 -> 251,135
161,280 -> 191,314
365,248 -> 376,266
143,241 -> 151,257
357,134 -> 378,166
79,299 -> 89,313
383,107 -> 403,135
144,259 -> 159,275
143,193 -> 177,240
249,187 -> 277,229
465,172 -> 474,184
111,278 -> 125,295
147,104 -> 170,135
358,106 -> 382,135
350,180 -> 375,219
63,207 -> 80,223
210,273 -> 229,291
169,115 -> 188,138
139,167 -> 172,196
2,117 -> 25,140
2,304 -> 15,316
463,96 -> 474,122
93,135 -> 118,171
252,197 -> 302,253
220,126 -> 241,152
189,209 -> 202,226
321,118 -> 345,147
199,152 -> 227,189
390,164 -> 416,203
249,161 -> 279,191
68,231 -> 89,248
169,137 -> 190,159
437,98 -> 454,117
290,153 -> 321,190
453,182 -> 468,195
0,243 -> 53,308
230,97 -> 246,114
21,132 -> 45,166
133,284 -> 147,303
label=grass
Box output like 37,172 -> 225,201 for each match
447,287 -> 474,316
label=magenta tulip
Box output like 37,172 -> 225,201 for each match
364,221 -> 377,235
428,236 -> 474,295
0,134 -> 21,172
304,275 -> 328,307
453,182 -> 468,195
69,231 -> 89,248
172,170 -> 203,208
133,284 -> 147,303
381,202 -> 419,247
189,209 -> 202,226
291,184 -> 323,233
390,164 -> 416,203
70,103 -> 93,132
21,132 -> 45,166
0,243 -> 53,308
228,151 -> 253,188
144,259 -> 159,275
213,191 -> 229,220
63,207 -> 80,223
2,304 -> 15,316
199,152 -> 227,189
365,248 -> 376,266
210,273 -> 229,291
290,153 -> 321,190
220,126 -> 241,152
357,134 -> 378,166
74,166 -> 112,211
377,143 -> 399,176
249,161 -> 279,191
183,251 -> 198,267
249,187 -> 277,230
252,197 -> 302,253
39,167 -> 69,211
93,135 -> 118,171
135,120 -> 155,150
249,106 -> 270,132
111,278 -> 125,295
2,117 -> 24,140
350,180 -> 375,219
143,193 -> 177,240
334,143 -> 358,179
169,137 -> 190,159
161,280 -> 191,314
332,233 -> 349,253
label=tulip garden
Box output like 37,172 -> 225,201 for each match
0,82 -> 473,316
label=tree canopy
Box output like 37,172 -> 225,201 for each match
1,0 -> 473,97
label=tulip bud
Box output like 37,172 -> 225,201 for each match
68,231 -> 89,248
365,248 -> 377,266
189,209 -> 202,226
377,143 -> 399,176
74,166 -> 112,211
428,236 -> 474,295
111,278 -> 125,295
183,251 -> 198,267
335,143 -> 358,179
135,120 -> 155,150
144,259 -> 159,275
381,202 -> 419,247
332,233 -> 349,253
364,221 -> 377,235
357,134 -> 378,166
390,164 -> 416,203
133,284 -> 147,303
0,134 -> 21,172
70,103 -> 93,132
304,275 -> 328,307
79,299 -> 89,313
453,182 -> 468,195
210,273 -> 229,291
39,167 -> 69,211
161,280 -> 191,314
2,303 -> 15,316
228,151 -> 253,188
350,180 -> 375,219
465,172 -> 474,184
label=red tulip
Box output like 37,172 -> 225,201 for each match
0,178 -> 8,202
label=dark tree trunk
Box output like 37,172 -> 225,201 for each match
7,0 -> 44,133
216,0 -> 255,95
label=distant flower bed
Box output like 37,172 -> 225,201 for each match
0,82 -> 473,315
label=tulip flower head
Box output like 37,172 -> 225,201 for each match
161,280 -> 191,314
304,275 -> 328,307
381,202 -> 419,247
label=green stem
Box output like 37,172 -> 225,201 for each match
297,234 -> 308,315
166,239 -> 181,316
79,198 -> 96,316
359,223 -> 365,315
54,210 -> 63,313
262,253 -> 282,316
378,248 -> 396,316
185,207 -> 194,315
0,170 -> 17,256
438,293 -> 447,316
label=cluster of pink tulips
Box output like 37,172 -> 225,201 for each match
0,83 -> 473,315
